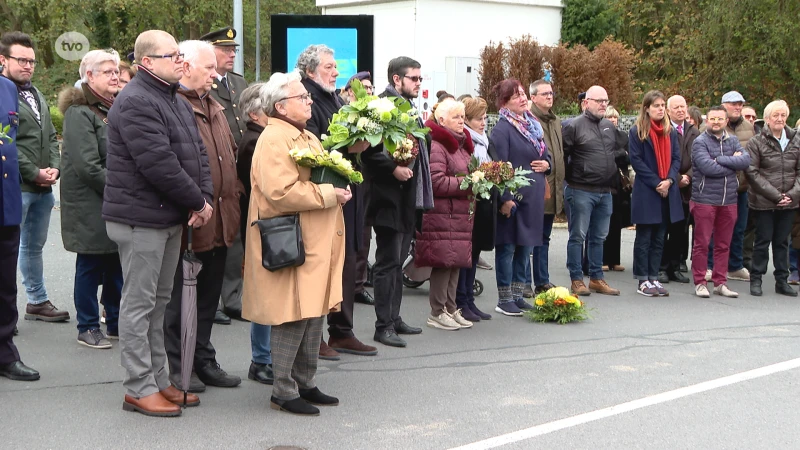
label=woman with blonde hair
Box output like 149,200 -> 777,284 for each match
628,91 -> 684,296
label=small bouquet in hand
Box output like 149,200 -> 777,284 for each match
289,146 -> 363,189
391,134 -> 419,167
524,286 -> 590,324
459,156 -> 533,214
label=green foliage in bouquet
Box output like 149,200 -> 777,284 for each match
289,146 -> 363,184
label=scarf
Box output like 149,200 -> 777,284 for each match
648,120 -> 671,179
83,83 -> 114,110
498,107 -> 545,156
466,126 -> 490,163
384,84 -> 434,210
13,79 -> 40,124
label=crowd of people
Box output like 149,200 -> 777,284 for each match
1,27 -> 799,418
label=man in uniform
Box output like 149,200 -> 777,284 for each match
199,27 -> 248,325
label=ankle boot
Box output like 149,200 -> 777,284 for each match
468,301 -> 492,320
750,279 -> 762,297
776,282 -> 798,297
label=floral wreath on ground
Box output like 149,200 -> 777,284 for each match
524,286 -> 591,324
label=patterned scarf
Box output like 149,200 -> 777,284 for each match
16,81 -> 40,124
499,107 -> 545,155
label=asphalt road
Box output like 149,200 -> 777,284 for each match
2,210 -> 800,450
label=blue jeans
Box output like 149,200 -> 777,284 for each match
74,253 -> 122,333
790,246 -> 798,273
495,244 -> 533,302
708,191 -> 748,271
530,214 -> 555,287
250,323 -> 272,365
19,191 -> 55,305
565,186 -> 612,280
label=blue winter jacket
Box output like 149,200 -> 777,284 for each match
691,130 -> 750,206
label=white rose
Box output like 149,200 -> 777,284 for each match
368,97 -> 396,115
471,171 -> 485,183
356,117 -> 370,130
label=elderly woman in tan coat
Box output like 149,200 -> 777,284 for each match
242,71 -> 352,416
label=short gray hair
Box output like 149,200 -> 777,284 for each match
434,99 -> 465,122
179,40 -> 215,67
295,44 -> 334,78
763,100 -> 789,120
79,49 -> 121,82
529,79 -> 550,96
240,82 -> 266,121
261,71 -> 303,117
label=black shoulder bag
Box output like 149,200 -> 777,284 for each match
251,214 -> 305,271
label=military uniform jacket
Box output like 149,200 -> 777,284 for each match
209,71 -> 247,145
0,76 -> 21,226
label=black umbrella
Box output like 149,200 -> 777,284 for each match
180,227 -> 202,404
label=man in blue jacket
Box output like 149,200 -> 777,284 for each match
689,105 -> 750,298
0,71 -> 39,381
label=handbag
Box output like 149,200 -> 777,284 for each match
618,168 -> 632,192
250,214 -> 305,272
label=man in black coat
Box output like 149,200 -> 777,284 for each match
104,30 -> 213,417
296,44 -> 377,359
361,56 -> 434,348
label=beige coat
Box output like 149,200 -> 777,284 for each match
241,118 -> 345,326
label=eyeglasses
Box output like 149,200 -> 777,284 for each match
403,75 -> 424,83
536,92 -> 555,98
6,56 -> 37,67
586,98 -> 610,105
282,92 -> 312,102
219,47 -> 239,55
744,115 -> 757,120
146,53 -> 185,63
99,69 -> 121,77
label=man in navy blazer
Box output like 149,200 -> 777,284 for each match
0,72 -> 40,381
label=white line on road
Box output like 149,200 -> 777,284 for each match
450,357 -> 800,450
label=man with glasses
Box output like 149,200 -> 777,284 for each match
527,79 -> 563,296
362,56 -> 433,348
562,85 -> 621,297
104,30 -> 213,417
296,45 -> 378,360
0,32 -> 69,323
199,27 -> 249,326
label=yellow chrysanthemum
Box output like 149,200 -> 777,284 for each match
534,299 -> 545,306
564,296 -> 578,304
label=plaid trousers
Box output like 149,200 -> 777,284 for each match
271,316 -> 323,400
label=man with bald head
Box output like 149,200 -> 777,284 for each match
562,86 -> 621,296
658,95 -> 700,284
104,30 -> 213,417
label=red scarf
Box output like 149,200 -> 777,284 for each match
648,120 -> 671,179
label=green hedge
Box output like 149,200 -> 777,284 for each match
50,105 -> 63,137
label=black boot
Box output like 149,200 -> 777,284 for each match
270,396 -> 319,416
776,282 -> 798,297
298,387 -> 339,406
750,279 -> 763,297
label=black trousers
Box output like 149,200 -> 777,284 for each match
750,209 -> 795,282
0,226 -> 20,365
661,202 -> 691,273
603,222 -> 622,267
164,245 -> 228,377
328,237 -> 356,339
355,180 -> 372,294
373,226 -> 413,332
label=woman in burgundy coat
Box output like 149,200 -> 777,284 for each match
415,99 -> 475,331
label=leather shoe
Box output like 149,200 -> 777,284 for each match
213,310 -> 231,325
394,322 -> 422,335
0,360 -> 40,381
354,291 -> 375,305
248,362 -> 274,385
329,336 -> 378,356
223,307 -> 248,322
123,392 -> 181,417
299,387 -> 339,406
668,271 -> 690,283
776,282 -> 798,297
24,301 -> 70,322
319,341 -> 341,361
750,280 -> 763,297
169,371 -> 206,393
374,329 -> 406,348
161,385 -> 200,407
657,271 -> 670,284
195,360 -> 241,388
270,396 -> 319,416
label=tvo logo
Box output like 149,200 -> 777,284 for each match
55,32 -> 90,61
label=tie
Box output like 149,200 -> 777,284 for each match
677,123 -> 683,135
220,77 -> 229,92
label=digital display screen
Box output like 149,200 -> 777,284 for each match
287,27 -> 358,90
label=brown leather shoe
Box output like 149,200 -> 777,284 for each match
319,340 -> 340,361
589,278 -> 620,295
122,392 -> 181,417
329,336 -> 378,356
24,301 -> 70,322
571,280 -> 591,296
161,385 -> 200,407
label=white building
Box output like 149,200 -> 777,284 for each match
318,0 -> 563,119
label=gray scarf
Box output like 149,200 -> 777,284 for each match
466,126 -> 490,163
384,84 -> 434,210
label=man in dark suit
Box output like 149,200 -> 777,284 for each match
0,67 -> 39,381
199,27 -> 248,325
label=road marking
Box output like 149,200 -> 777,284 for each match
450,357 -> 800,450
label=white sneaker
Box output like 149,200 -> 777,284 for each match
713,284 -> 739,298
705,270 -> 712,282
449,309 -> 473,328
728,268 -> 750,281
426,312 -> 460,331
695,284 -> 710,298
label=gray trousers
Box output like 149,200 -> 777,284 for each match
271,316 -> 323,400
219,230 -> 243,311
107,222 -> 182,398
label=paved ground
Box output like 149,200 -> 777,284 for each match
3,210 -> 800,450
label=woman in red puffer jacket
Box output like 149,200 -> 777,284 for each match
415,99 -> 475,331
